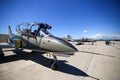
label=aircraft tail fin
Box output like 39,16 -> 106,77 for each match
8,25 -> 13,37
66,35 -> 73,41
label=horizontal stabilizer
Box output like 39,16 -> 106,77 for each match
0,43 -> 14,48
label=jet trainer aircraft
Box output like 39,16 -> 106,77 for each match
0,22 -> 78,70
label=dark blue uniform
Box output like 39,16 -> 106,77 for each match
36,23 -> 51,35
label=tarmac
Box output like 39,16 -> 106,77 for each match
0,41 -> 120,80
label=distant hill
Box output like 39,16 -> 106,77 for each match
0,34 -> 9,43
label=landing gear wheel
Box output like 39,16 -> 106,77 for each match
31,51 -> 37,53
15,48 -> 19,52
50,61 -> 57,70
0,49 -> 4,59
0,53 -> 4,59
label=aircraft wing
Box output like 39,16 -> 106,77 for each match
0,43 -> 14,48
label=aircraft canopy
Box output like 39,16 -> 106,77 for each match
16,22 -> 51,36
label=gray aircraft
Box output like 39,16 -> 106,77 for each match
65,35 -> 95,45
0,22 -> 78,70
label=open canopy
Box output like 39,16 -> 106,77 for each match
16,22 -> 51,36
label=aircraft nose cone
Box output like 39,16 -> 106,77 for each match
60,40 -> 78,52
52,36 -> 78,52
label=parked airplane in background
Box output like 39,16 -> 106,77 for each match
64,35 -> 95,45
0,22 -> 78,70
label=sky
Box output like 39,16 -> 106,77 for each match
0,0 -> 120,39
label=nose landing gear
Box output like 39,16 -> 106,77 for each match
50,55 -> 58,70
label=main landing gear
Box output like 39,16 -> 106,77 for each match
0,48 -> 4,59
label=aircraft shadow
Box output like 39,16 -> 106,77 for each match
0,50 -> 99,79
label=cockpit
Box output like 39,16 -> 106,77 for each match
16,22 -> 51,37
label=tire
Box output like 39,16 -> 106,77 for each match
0,53 -> 4,59
51,62 -> 57,70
